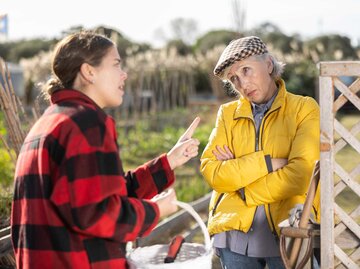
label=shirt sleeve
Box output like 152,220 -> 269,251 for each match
49,112 -> 168,242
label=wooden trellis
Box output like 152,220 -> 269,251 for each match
319,61 -> 360,269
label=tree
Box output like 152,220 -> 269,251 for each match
2,38 -> 56,62
169,18 -> 198,45
194,30 -> 240,54
305,34 -> 358,60
166,39 -> 192,56
232,0 -> 247,33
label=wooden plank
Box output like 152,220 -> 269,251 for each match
334,206 -> 360,238
319,61 -> 360,76
334,244 -> 359,269
334,121 -> 360,154
334,229 -> 360,249
333,78 -> 360,112
334,162 -> 360,197
334,203 -> 360,240
334,119 -> 360,155
334,163 -> 360,196
320,75 -> 335,269
349,247 -> 360,265
333,77 -> 360,111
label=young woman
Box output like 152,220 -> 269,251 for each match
11,31 -> 200,269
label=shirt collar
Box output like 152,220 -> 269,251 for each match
251,88 -> 279,115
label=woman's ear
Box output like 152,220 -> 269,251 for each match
79,63 -> 95,84
266,56 -> 274,74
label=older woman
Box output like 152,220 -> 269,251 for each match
200,36 -> 320,269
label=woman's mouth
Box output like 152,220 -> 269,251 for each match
247,90 -> 257,97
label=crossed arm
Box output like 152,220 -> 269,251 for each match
200,98 -> 319,205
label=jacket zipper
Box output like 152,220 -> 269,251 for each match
268,203 -> 279,241
260,108 -> 281,240
245,117 -> 258,232
211,193 -> 224,216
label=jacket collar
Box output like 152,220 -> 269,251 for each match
52,88 -> 103,107
50,89 -> 108,118
233,79 -> 287,119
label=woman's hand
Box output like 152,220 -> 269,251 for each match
212,145 -> 234,161
151,188 -> 178,218
167,117 -> 200,170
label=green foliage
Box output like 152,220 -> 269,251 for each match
282,60 -> 318,97
119,120 -> 181,165
0,191 -> 12,225
0,149 -> 14,187
166,39 -> 192,56
306,34 -> 358,60
118,109 -> 214,201
95,25 -> 152,58
175,174 -> 211,202
0,114 -> 15,223
194,29 -> 239,54
4,38 -> 57,62
0,114 -> 14,187
119,109 -> 212,165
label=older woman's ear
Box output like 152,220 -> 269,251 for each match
266,55 -> 274,75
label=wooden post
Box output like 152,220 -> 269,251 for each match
318,61 -> 360,268
319,67 -> 335,269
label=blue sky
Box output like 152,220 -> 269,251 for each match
1,0 -> 359,47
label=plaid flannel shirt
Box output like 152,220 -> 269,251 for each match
11,89 -> 175,269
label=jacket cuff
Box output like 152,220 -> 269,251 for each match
239,188 -> 246,201
160,153 -> 175,187
265,154 -> 273,173
139,200 -> 160,236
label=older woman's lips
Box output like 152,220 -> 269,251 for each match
247,90 -> 257,97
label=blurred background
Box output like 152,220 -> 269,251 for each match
0,1 -> 359,260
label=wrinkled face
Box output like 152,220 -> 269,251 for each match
227,55 -> 276,104
91,45 -> 128,108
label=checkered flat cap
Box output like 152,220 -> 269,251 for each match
214,36 -> 268,78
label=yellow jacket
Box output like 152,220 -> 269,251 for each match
200,79 -> 320,236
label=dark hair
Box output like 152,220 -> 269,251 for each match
42,31 -> 114,98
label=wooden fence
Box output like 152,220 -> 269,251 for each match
319,61 -> 360,268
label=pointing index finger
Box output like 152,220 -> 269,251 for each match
180,117 -> 200,141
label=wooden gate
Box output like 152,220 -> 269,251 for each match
319,61 -> 360,268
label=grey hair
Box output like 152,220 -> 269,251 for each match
260,53 -> 285,80
221,53 -> 285,97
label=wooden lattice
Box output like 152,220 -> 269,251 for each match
319,61 -> 360,269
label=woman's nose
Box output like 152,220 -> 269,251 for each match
122,71 -> 128,80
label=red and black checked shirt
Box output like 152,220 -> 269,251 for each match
11,89 -> 175,269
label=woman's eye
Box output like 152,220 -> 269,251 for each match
243,67 -> 250,75
230,75 -> 238,83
